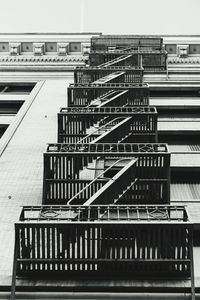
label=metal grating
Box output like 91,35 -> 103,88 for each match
47,143 -> 169,154
19,205 -> 188,222
59,106 -> 157,114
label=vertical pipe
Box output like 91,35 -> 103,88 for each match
10,225 -> 19,300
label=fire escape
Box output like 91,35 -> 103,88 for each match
11,36 -> 195,300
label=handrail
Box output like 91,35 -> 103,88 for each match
60,106 -> 156,114
75,65 -> 143,70
98,54 -> 132,68
75,116 -> 128,144
19,204 -> 188,222
91,117 -> 132,144
67,158 -> 133,205
70,83 -> 148,88
47,142 -> 169,154
92,71 -> 125,84
90,49 -> 167,54
86,90 -> 119,107
87,90 -> 127,108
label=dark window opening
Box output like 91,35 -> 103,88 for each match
157,107 -> 200,116
193,230 -> 200,246
159,134 -> 200,144
171,168 -> 200,182
0,83 -> 35,94
0,125 -> 8,138
0,100 -> 25,140
150,89 -> 200,97
0,101 -> 23,114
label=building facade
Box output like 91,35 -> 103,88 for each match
0,33 -> 200,299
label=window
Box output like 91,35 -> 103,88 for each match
150,88 -> 200,97
0,125 -> 8,138
0,101 -> 23,114
0,83 -> 35,94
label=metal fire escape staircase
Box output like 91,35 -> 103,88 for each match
67,82 -> 149,107
61,36 -> 167,209
11,36 -> 195,300
85,71 -> 128,107
98,54 -> 133,67
68,158 -> 138,206
58,106 -> 157,144
88,90 -> 128,107
85,116 -> 132,144
90,36 -> 168,71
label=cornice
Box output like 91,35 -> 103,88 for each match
0,55 -> 87,63
168,57 -> 200,64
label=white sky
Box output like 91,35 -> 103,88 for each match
0,0 -> 199,35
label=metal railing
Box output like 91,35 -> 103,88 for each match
57,106 -> 158,143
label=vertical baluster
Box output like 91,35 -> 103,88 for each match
31,226 -> 36,272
